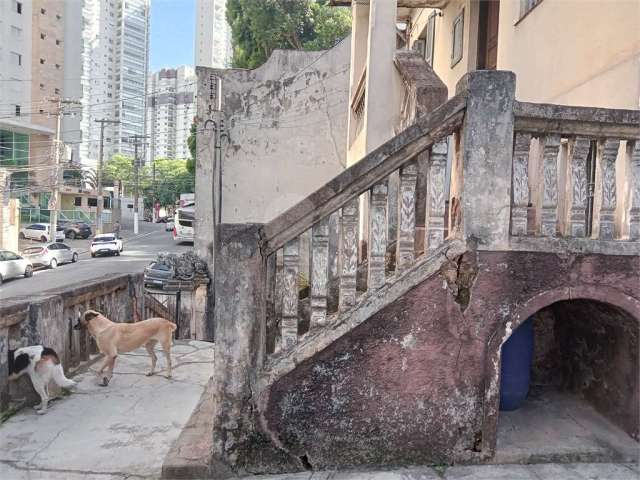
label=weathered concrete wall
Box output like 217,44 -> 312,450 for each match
0,273 -> 143,411
201,39 -> 350,225
258,251 -> 639,470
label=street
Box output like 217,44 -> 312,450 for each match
0,222 -> 191,301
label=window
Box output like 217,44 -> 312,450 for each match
10,51 -> 21,66
424,12 -> 437,67
56,39 -> 61,46
15,105 -> 21,116
55,63 -> 61,70
88,197 -> 98,207
451,9 -> 464,67
41,8 -> 46,14
40,58 -> 45,64
54,88 -> 60,94
74,197 -> 82,206
519,0 -> 543,19
40,33 -> 46,40
15,1 -> 22,14
56,14 -> 61,20
11,26 -> 22,38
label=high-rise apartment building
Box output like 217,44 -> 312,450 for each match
146,66 -> 196,162
0,0 -> 63,198
195,0 -> 232,68
63,0 -> 150,168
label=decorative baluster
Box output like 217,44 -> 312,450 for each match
567,137 -> 591,237
310,218 -> 329,328
630,141 -> 640,240
511,133 -> 531,236
339,198 -> 359,311
265,253 -> 278,354
426,141 -> 447,250
281,238 -> 299,350
599,138 -> 620,240
396,161 -> 418,273
541,135 -> 561,237
368,181 -> 388,290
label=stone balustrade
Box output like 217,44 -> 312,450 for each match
510,102 -> 640,242
0,273 -> 143,411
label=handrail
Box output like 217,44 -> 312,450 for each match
513,101 -> 640,140
259,92 -> 467,256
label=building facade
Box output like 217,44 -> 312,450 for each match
146,66 -> 196,162
195,0 -> 232,68
63,0 -> 150,168
0,0 -> 61,205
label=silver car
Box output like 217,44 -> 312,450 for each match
22,242 -> 79,269
0,250 -> 33,285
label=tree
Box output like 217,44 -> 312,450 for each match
143,158 -> 195,208
186,121 -> 196,175
103,154 -> 134,195
227,0 -> 351,69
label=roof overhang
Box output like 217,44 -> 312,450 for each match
0,119 -> 55,136
330,0 -> 449,8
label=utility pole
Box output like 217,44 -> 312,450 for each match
48,97 -> 80,240
128,134 -> 148,234
95,119 -> 120,234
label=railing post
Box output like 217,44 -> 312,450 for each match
339,198 -> 359,311
310,219 -> 329,328
396,161 -> 417,272
455,71 -> 516,248
598,138 -> 620,240
541,135 -> 561,237
368,180 -> 388,290
630,141 -> 640,240
212,223 -> 266,470
567,137 -> 591,237
425,141 -> 447,250
510,133 -> 531,236
281,238 -> 299,349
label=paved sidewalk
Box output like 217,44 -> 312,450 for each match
0,340 -> 214,480
242,464 -> 639,480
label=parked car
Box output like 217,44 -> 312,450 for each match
58,220 -> 92,239
19,223 -> 65,242
90,234 -> 123,257
22,242 -> 79,269
0,250 -> 33,285
172,205 -> 194,244
143,261 -> 173,290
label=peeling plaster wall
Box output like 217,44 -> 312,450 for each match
207,39 -> 350,224
261,251 -> 640,470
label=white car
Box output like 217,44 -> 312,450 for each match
90,234 -> 123,257
19,223 -> 65,242
0,250 -> 33,285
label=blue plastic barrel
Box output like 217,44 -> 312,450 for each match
500,317 -> 534,411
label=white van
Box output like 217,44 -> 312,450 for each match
173,205 -> 194,244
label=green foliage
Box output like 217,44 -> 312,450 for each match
144,158 -> 195,207
186,121 -> 197,175
103,154 -> 135,189
227,0 -> 351,69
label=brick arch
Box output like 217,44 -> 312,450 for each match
480,284 -> 640,458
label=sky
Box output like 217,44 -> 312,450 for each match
149,0 -> 196,72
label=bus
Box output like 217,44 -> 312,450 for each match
173,203 -> 194,244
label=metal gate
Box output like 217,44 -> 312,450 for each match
144,289 -> 182,337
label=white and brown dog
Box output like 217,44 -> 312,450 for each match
9,346 -> 77,414
74,310 -> 177,386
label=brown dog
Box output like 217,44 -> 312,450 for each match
75,310 -> 177,386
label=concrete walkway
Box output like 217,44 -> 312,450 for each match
241,464 -> 638,480
0,340 -> 214,480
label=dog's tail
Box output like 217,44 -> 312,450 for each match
52,364 -> 77,389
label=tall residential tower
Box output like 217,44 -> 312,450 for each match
195,0 -> 231,68
63,0 -> 150,168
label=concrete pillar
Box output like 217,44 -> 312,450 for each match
456,71 -> 516,249
211,223 -> 266,474
347,1 -> 370,150
363,0 -> 398,153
